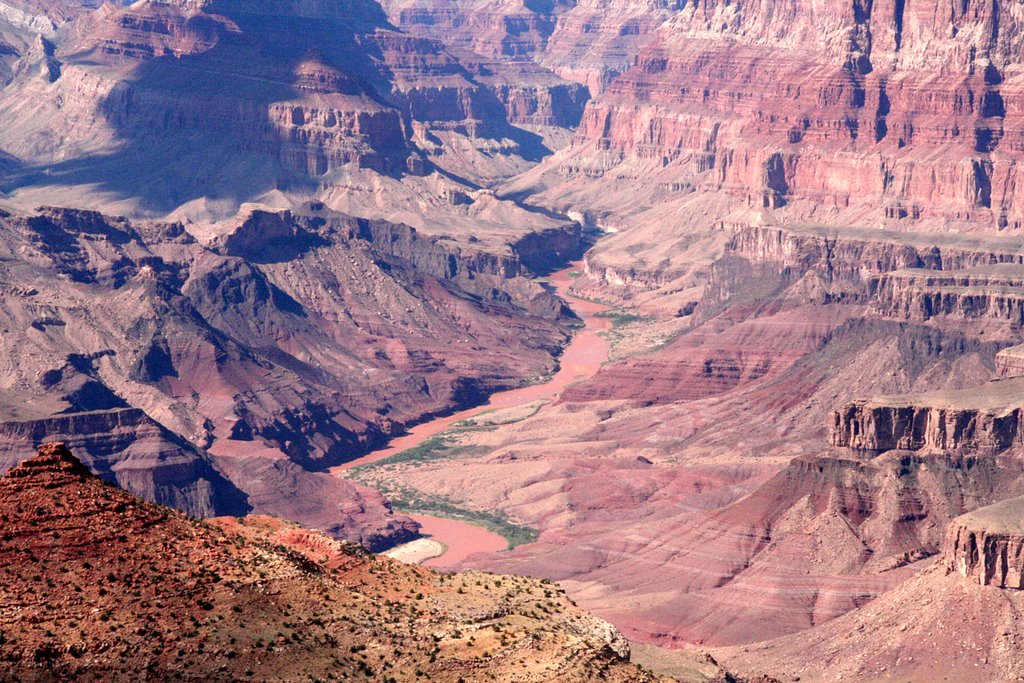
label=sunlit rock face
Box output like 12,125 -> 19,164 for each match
560,0 -> 1024,230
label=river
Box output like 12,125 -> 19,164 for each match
334,260 -> 612,567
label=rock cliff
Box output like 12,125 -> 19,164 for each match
945,496 -> 1024,589
7,0 -> 1024,672
0,0 -> 583,223
727,223 -> 1024,288
717,492 -> 1024,678
492,0 -> 1024,322
559,0 -> 1024,227
831,379 -> 1024,454
719,223 -> 1024,328
871,265 -> 1024,324
381,0 -> 677,95
997,343 -> 1024,377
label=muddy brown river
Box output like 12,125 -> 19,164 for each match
335,260 -> 612,566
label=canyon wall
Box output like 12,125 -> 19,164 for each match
7,0 -> 1024,663
0,407 -> 245,517
381,0 -> 679,95
871,266 -> 1024,323
0,0 -> 596,220
728,225 -> 1024,282
946,496 -> 1024,589
717,223 -> 1024,331
0,204 -> 575,547
562,0 -> 1024,229
997,344 -> 1024,377
831,388 -> 1024,454
359,0 -> 1024,660
718,491 -> 1024,682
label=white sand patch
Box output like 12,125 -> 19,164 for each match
382,537 -> 447,565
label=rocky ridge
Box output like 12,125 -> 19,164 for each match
0,443 -> 670,682
0,0 -> 593,225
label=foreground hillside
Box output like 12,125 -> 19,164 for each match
0,442 -> 675,682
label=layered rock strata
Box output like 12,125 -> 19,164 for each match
719,223 -> 1024,328
946,496 -> 1024,589
560,0 -> 1024,227
831,379 -> 1024,454
0,0 -> 584,218
718,544 -> 1024,682
0,204 -> 573,547
495,0 -> 1024,318
381,0 -> 677,95
871,264 -> 1024,323
0,407 -> 246,517
729,224 -> 1024,285
997,343 -> 1024,377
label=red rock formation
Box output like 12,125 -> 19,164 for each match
471,442 -> 1024,646
0,443 -> 667,682
4,440 -> 89,476
946,496 -> 1024,589
381,0 -> 554,62
728,224 -> 1024,283
440,50 -> 591,128
717,558 -> 1024,681
9,1 -> 1024,670
65,0 -> 418,176
831,379 -> 1024,454
561,0 -> 1024,227
389,291 -> 1015,648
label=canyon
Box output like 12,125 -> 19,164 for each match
3,0 -> 1024,681
332,1 -> 1024,678
0,202 -> 577,551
